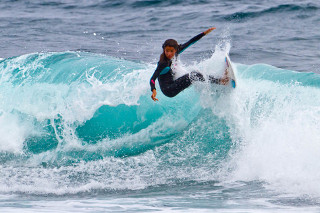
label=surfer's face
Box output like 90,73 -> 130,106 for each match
164,46 -> 176,60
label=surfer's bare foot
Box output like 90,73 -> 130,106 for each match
220,70 -> 230,85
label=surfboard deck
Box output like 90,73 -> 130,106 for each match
225,54 -> 236,88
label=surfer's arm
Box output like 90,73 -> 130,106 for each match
178,27 -> 216,54
178,33 -> 205,54
150,64 -> 160,91
150,62 -> 167,91
150,62 -> 166,101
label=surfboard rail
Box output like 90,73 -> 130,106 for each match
225,54 -> 237,88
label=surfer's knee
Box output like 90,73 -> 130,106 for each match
161,89 -> 177,98
164,92 -> 177,98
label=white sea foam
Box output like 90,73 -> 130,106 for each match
223,73 -> 320,196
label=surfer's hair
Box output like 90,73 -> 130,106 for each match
160,39 -> 179,62
162,39 -> 178,50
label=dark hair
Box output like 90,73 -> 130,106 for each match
162,39 -> 178,50
160,39 -> 179,62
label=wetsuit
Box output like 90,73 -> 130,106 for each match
150,32 -> 219,97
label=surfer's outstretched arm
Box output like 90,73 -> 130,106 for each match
178,27 -> 216,54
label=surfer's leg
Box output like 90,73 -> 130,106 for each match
162,71 -> 223,98
189,71 -> 205,82
191,71 -> 224,85
208,76 -> 220,84
160,74 -> 192,97
160,71 -> 207,97
209,70 -> 230,85
190,71 -> 221,85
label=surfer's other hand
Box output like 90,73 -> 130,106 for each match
151,89 -> 158,102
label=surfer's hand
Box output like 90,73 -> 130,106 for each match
151,89 -> 158,102
204,27 -> 216,35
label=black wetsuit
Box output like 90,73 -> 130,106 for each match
150,32 -> 219,97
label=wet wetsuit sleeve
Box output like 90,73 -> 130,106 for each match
178,32 -> 205,54
150,62 -> 167,91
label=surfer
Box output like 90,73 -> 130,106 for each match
150,27 -> 229,101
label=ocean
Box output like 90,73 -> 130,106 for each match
1,0 -> 320,212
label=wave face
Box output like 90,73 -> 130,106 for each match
1,50 -> 320,197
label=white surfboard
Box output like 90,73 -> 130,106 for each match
225,54 -> 236,88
